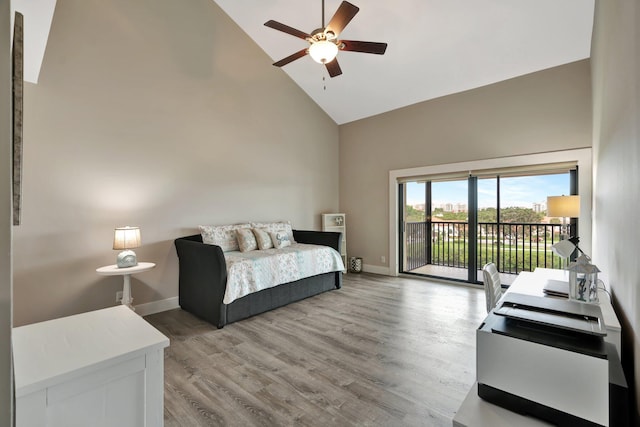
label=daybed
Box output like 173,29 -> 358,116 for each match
174,225 -> 343,328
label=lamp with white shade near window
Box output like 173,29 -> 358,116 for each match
113,226 -> 141,268
547,195 -> 580,269
547,195 -> 580,239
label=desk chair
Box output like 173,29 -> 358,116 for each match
482,262 -> 502,313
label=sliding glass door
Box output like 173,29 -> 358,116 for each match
401,178 -> 469,281
400,169 -> 575,284
402,181 -> 426,272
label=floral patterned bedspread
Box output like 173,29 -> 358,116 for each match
223,243 -> 345,304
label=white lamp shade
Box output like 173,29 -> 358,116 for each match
551,239 -> 576,259
308,40 -> 338,64
547,195 -> 580,218
113,226 -> 141,250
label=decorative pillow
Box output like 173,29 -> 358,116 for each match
250,221 -> 296,242
252,228 -> 273,250
236,228 -> 258,252
199,223 -> 251,252
270,231 -> 292,249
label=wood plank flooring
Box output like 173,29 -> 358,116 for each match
145,273 -> 486,426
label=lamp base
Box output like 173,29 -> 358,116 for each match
116,250 -> 138,268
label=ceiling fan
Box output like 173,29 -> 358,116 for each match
264,0 -> 388,78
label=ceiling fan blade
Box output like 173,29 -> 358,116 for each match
264,20 -> 310,40
325,1 -> 359,37
325,58 -> 342,78
340,40 -> 388,55
273,49 -> 308,67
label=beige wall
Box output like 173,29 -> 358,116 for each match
12,0 -> 339,326
591,0 -> 640,417
339,60 -> 592,272
1,0 -> 13,423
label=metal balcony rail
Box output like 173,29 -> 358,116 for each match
405,221 -> 571,274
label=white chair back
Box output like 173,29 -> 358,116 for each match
482,262 -> 502,313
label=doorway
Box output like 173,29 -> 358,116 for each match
400,170 -> 574,284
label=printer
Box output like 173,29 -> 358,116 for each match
476,293 -> 623,427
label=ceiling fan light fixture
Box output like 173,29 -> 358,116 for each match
308,40 -> 338,64
265,1 -> 387,77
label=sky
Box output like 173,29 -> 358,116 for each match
406,173 -> 570,209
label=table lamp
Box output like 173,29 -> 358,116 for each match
113,226 -> 141,268
547,195 -> 580,239
551,235 -> 587,270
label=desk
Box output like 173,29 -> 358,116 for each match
505,268 -> 621,356
453,268 -> 625,426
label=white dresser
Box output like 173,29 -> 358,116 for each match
13,306 -> 170,427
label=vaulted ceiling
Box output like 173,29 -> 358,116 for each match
14,1 -> 594,125
214,0 -> 595,124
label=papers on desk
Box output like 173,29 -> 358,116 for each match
493,293 -> 607,337
542,279 -> 569,298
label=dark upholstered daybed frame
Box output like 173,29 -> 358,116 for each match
174,230 -> 343,328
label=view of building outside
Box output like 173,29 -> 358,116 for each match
406,173 -> 569,222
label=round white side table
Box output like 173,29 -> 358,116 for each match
96,262 -> 156,311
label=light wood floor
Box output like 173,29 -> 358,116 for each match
145,273 -> 486,426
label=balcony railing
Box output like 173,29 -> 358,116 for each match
405,221 -> 572,275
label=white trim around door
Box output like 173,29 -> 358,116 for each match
388,148 -> 592,277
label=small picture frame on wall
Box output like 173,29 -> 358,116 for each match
12,11 -> 24,226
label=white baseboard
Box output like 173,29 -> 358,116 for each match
135,296 -> 180,317
362,264 -> 391,276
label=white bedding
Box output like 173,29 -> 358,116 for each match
222,243 -> 344,304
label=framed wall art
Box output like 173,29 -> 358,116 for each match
12,11 -> 23,226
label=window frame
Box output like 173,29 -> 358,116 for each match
388,149 -> 592,277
